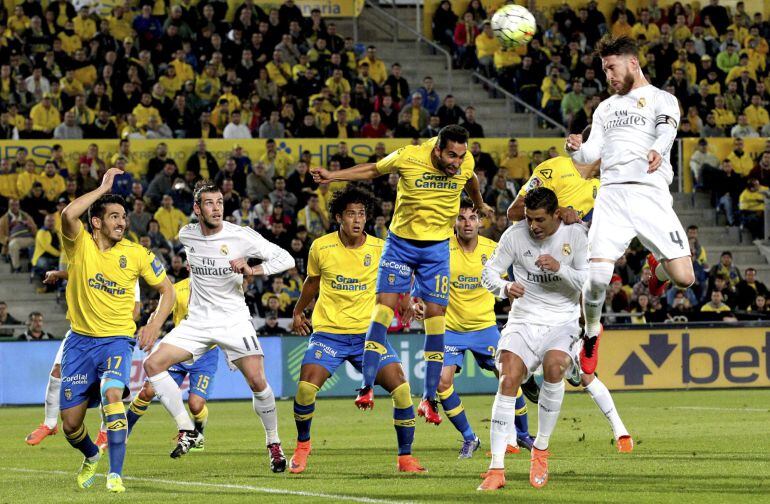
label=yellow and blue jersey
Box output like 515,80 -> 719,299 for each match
172,277 -> 190,327
307,232 -> 384,334
446,235 -> 498,332
376,137 -> 475,241
518,156 -> 600,221
62,227 -> 166,337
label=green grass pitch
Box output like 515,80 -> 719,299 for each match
1,389 -> 769,503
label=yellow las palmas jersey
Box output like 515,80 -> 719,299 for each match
446,235 -> 498,332
376,137 -> 475,241
63,228 -> 167,337
307,232 -> 384,334
517,156 -> 600,221
172,278 -> 190,327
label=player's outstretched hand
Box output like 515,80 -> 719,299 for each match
506,281 -> 525,300
535,254 -> 560,272
565,134 -> 582,152
229,257 -> 252,275
560,207 -> 580,224
137,322 -> 162,352
647,150 -> 662,173
293,311 -> 312,336
477,202 -> 496,221
100,167 -> 124,191
310,167 -> 332,184
43,270 -> 66,284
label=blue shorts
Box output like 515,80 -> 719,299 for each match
444,325 -> 500,372
169,347 -> 220,399
377,232 -> 450,306
301,332 -> 401,376
60,331 -> 134,410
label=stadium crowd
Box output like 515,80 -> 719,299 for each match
2,0 -> 770,338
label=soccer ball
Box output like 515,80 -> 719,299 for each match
491,4 -> 537,48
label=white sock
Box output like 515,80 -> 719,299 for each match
489,393 -> 517,469
585,377 -> 629,439
147,371 -> 194,431
582,262 -> 613,338
505,430 -> 518,447
44,376 -> 61,429
253,386 -> 280,445
534,380 -> 565,451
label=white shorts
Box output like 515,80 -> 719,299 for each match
589,184 -> 689,261
53,335 -> 67,366
159,318 -> 262,365
496,321 -> 580,379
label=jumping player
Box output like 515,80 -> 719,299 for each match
289,186 -> 424,474
565,35 -> 694,378
58,168 -> 175,492
479,188 -> 588,490
509,134 -> 634,452
126,277 -> 221,446
143,180 -> 294,471
311,126 -> 493,424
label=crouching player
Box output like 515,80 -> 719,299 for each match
127,277 -> 220,446
289,186 -> 424,473
478,187 -> 587,490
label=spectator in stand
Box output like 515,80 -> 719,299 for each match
31,213 -> 60,284
709,251 -> 742,288
690,138 -> 720,188
261,275 -> 293,314
330,142 -> 355,169
0,199 -> 37,272
700,290 -> 733,318
167,254 -> 189,282
29,93 -> 59,137
53,110 -> 83,139
269,176 -> 298,215
632,266 -> 661,307
0,301 -> 21,326
324,109 -> 356,138
401,93 -> 430,133
475,21 -> 499,77
286,160 -> 317,206
421,115 -> 441,138
453,11 -> 479,69
246,162 -> 275,204
561,79 -> 586,131
153,194 -> 188,244
358,45 -> 387,86
744,94 -> 769,131
481,213 -> 508,242
257,311 -> 288,335
461,106 -> 484,138
223,110 -> 252,139
540,67 -> 566,125
498,138 -> 530,187
730,114 -> 758,138
432,1 -> 458,49
415,76 -> 441,116
145,115 -> 174,139
260,139 -> 293,178
17,312 -> 56,341
22,183 -> 53,228
295,113 -> 324,138
296,193 -> 329,240
392,110 -> 419,139
738,178 -> 769,239
687,225 -> 708,266
436,94 -> 465,127
220,178 -> 242,217
128,199 -> 152,240
713,159 -> 743,226
384,63 -> 410,105
259,110 -> 286,139
146,161 -> 178,208
185,140 -> 219,181
727,137 -> 753,177
749,152 -> 770,187
361,112 -> 388,139
706,272 -> 737,307
734,267 -> 767,311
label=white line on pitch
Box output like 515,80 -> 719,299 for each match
5,467 -> 413,503
668,406 -> 769,413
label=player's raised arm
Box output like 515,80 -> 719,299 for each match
311,162 -> 380,184
648,91 -> 680,173
567,110 -> 604,165
60,167 -> 123,239
235,227 -> 295,276
139,276 -> 175,351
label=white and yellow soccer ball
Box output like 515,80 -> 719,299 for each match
491,4 -> 537,48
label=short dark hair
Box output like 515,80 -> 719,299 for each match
28,311 -> 42,320
459,197 -> 476,213
193,179 -> 220,205
88,194 -> 127,231
328,184 -> 377,220
596,35 -> 638,58
687,224 -> 699,231
524,187 -> 559,214
437,124 -> 469,149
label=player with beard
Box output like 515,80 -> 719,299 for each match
57,168 -> 175,493
565,36 -> 694,377
311,126 -> 494,425
143,180 -> 295,471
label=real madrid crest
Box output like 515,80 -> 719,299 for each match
481,254 -> 488,265
220,244 -> 229,255
637,97 -> 646,108
364,253 -> 371,267
119,255 -> 127,269
562,244 -> 572,256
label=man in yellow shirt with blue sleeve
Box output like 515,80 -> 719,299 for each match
57,168 -> 174,493
289,186 -> 424,474
311,125 -> 494,425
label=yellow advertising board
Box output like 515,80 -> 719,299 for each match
681,137 -> 768,193
0,138 -> 567,178
225,0 -> 363,19
597,327 -> 770,390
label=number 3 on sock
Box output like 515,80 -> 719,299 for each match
106,356 -> 123,370
434,275 -> 449,294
